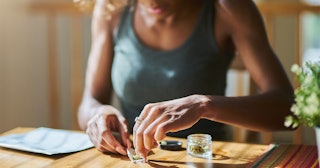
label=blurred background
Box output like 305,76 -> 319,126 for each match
0,0 -> 319,145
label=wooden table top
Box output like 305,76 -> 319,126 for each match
0,127 -> 273,168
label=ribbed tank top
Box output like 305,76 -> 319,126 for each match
112,0 -> 234,140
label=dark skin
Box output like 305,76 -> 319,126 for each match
78,0 -> 294,159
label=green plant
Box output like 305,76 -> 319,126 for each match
285,62 -> 320,128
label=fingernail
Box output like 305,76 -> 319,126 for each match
127,139 -> 132,148
116,146 -> 126,155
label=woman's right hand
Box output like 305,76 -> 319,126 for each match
86,105 -> 132,155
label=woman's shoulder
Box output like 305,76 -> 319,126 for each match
215,0 -> 260,17
214,0 -> 263,27
109,7 -> 127,32
91,5 -> 127,38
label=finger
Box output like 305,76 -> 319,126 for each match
154,121 -> 172,141
154,115 -> 195,141
143,129 -> 156,150
133,105 -> 151,136
96,119 -> 127,155
133,116 -> 144,150
117,114 -> 128,133
86,128 -> 99,148
119,119 -> 131,148
139,103 -> 156,120
133,124 -> 138,148
102,130 -> 127,155
134,125 -> 146,156
134,124 -> 152,158
133,116 -> 146,141
153,141 -> 159,148
134,119 -> 153,155
133,103 -> 163,157
134,123 -> 157,157
99,137 -> 117,153
126,139 -> 133,149
142,114 -> 167,150
87,124 -> 116,153
133,104 -> 155,146
86,122 -> 101,148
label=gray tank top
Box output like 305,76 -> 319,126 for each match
112,0 -> 234,140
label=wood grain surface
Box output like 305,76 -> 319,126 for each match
0,127 -> 270,168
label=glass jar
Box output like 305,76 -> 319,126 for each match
187,134 -> 212,159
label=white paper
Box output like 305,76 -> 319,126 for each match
127,148 -> 145,164
0,127 -> 94,155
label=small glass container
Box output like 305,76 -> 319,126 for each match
187,134 -> 212,159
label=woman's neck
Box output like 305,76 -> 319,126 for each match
135,0 -> 205,27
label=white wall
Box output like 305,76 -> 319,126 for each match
0,0 -> 49,132
0,0 -> 91,132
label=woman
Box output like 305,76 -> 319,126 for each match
77,0 -> 294,158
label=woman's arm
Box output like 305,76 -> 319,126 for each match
133,0 -> 295,158
202,0 -> 294,131
78,8 -> 114,130
78,2 -> 130,155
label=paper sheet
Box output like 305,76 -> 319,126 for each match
0,127 -> 94,155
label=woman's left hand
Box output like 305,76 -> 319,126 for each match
133,94 -> 210,158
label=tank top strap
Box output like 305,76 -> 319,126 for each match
113,5 -> 132,43
196,0 -> 218,52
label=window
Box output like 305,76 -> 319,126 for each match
302,13 -> 320,63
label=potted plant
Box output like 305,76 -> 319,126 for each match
285,61 -> 320,160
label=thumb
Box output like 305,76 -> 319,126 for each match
118,117 -> 131,148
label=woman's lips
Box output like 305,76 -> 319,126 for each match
147,6 -> 165,14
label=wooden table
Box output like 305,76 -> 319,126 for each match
0,127 -> 313,168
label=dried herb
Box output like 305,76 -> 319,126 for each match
188,144 -> 209,154
127,148 -> 145,163
132,153 -> 143,160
